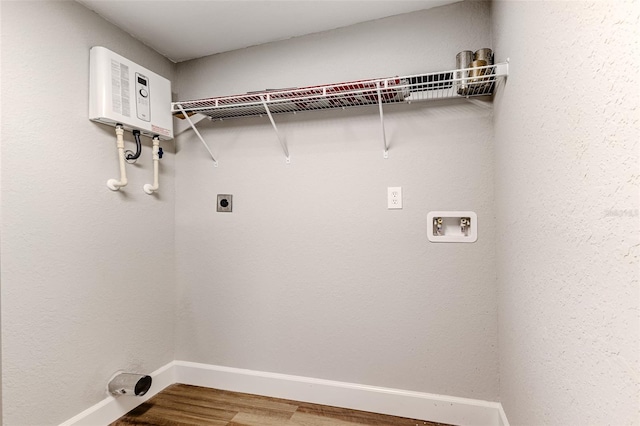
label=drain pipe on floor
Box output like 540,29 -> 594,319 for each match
108,372 -> 152,397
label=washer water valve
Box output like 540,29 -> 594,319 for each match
434,217 -> 444,235
460,217 -> 470,236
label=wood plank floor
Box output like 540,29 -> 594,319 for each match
111,384 -> 453,426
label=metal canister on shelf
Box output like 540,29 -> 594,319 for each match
455,50 -> 474,95
473,48 -> 494,94
474,48 -> 494,65
470,60 -> 488,79
469,59 -> 488,94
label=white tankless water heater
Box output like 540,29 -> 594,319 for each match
89,46 -> 173,140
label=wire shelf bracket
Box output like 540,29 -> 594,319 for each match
377,83 -> 389,159
260,96 -> 291,164
176,104 -> 218,167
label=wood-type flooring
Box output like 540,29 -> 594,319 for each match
112,384 -> 453,426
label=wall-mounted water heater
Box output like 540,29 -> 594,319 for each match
89,46 -> 173,140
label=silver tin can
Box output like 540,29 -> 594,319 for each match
469,59 -> 489,94
474,48 -> 494,65
455,50 -> 474,95
473,48 -> 494,94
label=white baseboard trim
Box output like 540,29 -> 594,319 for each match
498,404 -> 510,426
60,360 -> 510,426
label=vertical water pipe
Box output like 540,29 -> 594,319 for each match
106,125 -> 128,190
143,136 -> 160,195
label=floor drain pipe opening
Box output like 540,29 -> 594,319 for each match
108,372 -> 152,397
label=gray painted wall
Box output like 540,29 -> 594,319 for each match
174,1 -> 499,401
1,2 -> 177,424
492,1 -> 640,424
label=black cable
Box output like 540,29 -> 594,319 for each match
126,130 -> 142,161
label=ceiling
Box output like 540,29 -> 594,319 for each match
77,1 -> 459,63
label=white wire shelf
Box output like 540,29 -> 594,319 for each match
172,62 -> 508,164
172,62 -> 508,121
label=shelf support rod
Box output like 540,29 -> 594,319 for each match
176,104 -> 218,167
377,84 -> 389,159
260,96 -> 291,164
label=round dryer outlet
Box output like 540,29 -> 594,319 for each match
217,194 -> 232,212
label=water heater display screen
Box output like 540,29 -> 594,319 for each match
138,76 -> 147,85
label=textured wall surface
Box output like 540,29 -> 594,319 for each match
0,2 -> 176,424
492,1 -> 640,424
174,1 -> 499,401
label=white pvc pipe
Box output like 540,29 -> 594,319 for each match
143,137 -> 160,195
107,126 -> 128,191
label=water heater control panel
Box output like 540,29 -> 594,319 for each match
89,46 -> 173,140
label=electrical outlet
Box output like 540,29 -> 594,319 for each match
387,187 -> 402,209
217,194 -> 232,212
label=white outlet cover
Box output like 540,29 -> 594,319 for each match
427,211 -> 477,243
388,187 -> 402,209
